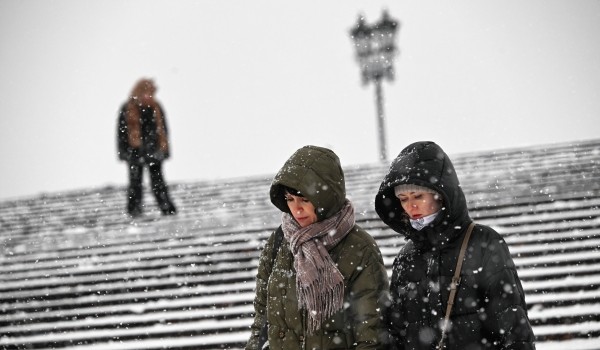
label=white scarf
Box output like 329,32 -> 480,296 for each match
410,211 -> 440,230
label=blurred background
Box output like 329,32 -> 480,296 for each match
1,0 -> 599,200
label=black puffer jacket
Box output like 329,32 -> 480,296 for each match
375,141 -> 535,350
116,102 -> 170,164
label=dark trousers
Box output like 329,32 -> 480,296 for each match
127,161 -> 176,215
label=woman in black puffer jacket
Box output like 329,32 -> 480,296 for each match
375,141 -> 535,350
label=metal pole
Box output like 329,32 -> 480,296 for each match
374,78 -> 387,162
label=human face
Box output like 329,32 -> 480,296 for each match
285,193 -> 318,228
139,90 -> 154,104
397,191 -> 442,220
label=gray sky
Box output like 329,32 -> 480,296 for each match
1,0 -> 599,200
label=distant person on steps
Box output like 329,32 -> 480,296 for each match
117,78 -> 176,217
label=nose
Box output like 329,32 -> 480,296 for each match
289,201 -> 303,213
406,201 -> 419,214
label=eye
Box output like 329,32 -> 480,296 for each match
285,196 -> 293,202
414,194 -> 423,199
301,197 -> 310,203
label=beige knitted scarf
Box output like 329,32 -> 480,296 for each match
282,199 -> 355,334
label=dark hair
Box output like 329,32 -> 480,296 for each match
282,185 -> 303,197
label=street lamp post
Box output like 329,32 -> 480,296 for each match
350,10 -> 399,162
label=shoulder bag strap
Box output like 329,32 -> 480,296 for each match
437,222 -> 476,350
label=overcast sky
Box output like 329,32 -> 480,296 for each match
1,0 -> 599,200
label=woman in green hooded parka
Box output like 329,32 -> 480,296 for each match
246,145 -> 389,350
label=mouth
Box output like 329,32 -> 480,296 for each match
411,214 -> 422,219
294,216 -> 314,227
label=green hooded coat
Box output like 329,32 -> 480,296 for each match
246,146 -> 389,350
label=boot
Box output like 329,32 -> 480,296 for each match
157,191 -> 177,215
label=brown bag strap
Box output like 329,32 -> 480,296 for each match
437,222 -> 476,350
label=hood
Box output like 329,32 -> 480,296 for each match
270,145 -> 346,221
374,141 -> 470,247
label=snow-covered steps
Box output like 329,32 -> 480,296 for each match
1,138 -> 599,349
